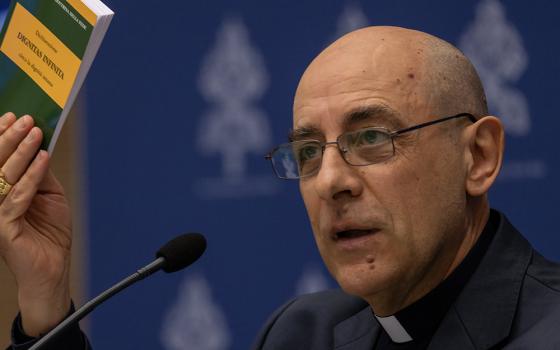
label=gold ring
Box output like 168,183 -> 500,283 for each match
0,171 -> 13,196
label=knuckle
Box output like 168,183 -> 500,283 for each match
5,125 -> 21,139
1,129 -> 21,147
0,199 -> 14,218
8,183 -> 28,204
15,141 -> 32,158
0,116 -> 15,135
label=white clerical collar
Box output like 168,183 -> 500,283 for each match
374,315 -> 413,343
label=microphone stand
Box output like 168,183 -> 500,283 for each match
29,257 -> 165,350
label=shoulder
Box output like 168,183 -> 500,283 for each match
252,290 -> 368,350
526,251 -> 560,293
518,251 -> 560,318
508,252 -> 560,346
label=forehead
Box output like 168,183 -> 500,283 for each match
292,42 -> 431,135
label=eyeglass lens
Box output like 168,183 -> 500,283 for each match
271,128 -> 394,179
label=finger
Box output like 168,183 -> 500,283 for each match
0,112 -> 17,136
1,127 -> 43,185
0,150 -> 49,224
0,115 -> 34,165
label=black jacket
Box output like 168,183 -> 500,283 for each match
253,212 -> 560,350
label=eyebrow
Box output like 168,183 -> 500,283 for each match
289,104 -> 405,142
288,126 -> 322,142
342,105 -> 404,130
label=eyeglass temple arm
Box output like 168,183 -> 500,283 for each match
392,113 -> 476,136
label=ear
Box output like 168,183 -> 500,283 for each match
465,116 -> 504,197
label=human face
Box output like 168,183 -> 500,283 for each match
294,33 -> 471,313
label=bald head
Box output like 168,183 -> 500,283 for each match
295,26 -> 487,123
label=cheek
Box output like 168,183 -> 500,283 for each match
300,181 -> 315,219
361,158 -> 432,242
299,182 -> 345,272
383,147 -> 466,258
300,181 -> 324,238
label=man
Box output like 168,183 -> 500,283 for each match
1,26 -> 559,349
253,26 -> 560,349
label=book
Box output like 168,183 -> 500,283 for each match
0,0 -> 113,152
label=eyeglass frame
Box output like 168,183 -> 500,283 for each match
265,112 -> 477,180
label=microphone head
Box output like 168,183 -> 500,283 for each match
156,233 -> 207,273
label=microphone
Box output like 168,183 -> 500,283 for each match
29,233 -> 207,350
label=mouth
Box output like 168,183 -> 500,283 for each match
334,229 -> 377,241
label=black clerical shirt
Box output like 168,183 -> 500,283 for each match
373,210 -> 499,349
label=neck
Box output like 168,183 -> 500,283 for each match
444,197 -> 489,278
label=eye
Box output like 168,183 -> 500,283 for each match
342,128 -> 391,155
360,129 -> 381,144
298,143 -> 320,161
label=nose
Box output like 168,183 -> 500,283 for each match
313,143 -> 363,201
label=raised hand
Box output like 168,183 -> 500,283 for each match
0,112 -> 72,337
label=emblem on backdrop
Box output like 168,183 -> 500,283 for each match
294,264 -> 331,296
334,2 -> 369,40
459,0 -> 546,180
161,274 -> 231,350
194,17 -> 278,199
0,8 -> 7,28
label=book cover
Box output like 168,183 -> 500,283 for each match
0,0 -> 112,151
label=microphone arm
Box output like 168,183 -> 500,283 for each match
28,232 -> 207,350
29,257 -> 165,350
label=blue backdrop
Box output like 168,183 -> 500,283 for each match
2,1 -> 559,349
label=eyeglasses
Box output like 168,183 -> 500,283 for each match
265,113 -> 476,179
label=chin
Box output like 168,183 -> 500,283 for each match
332,262 -> 392,300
